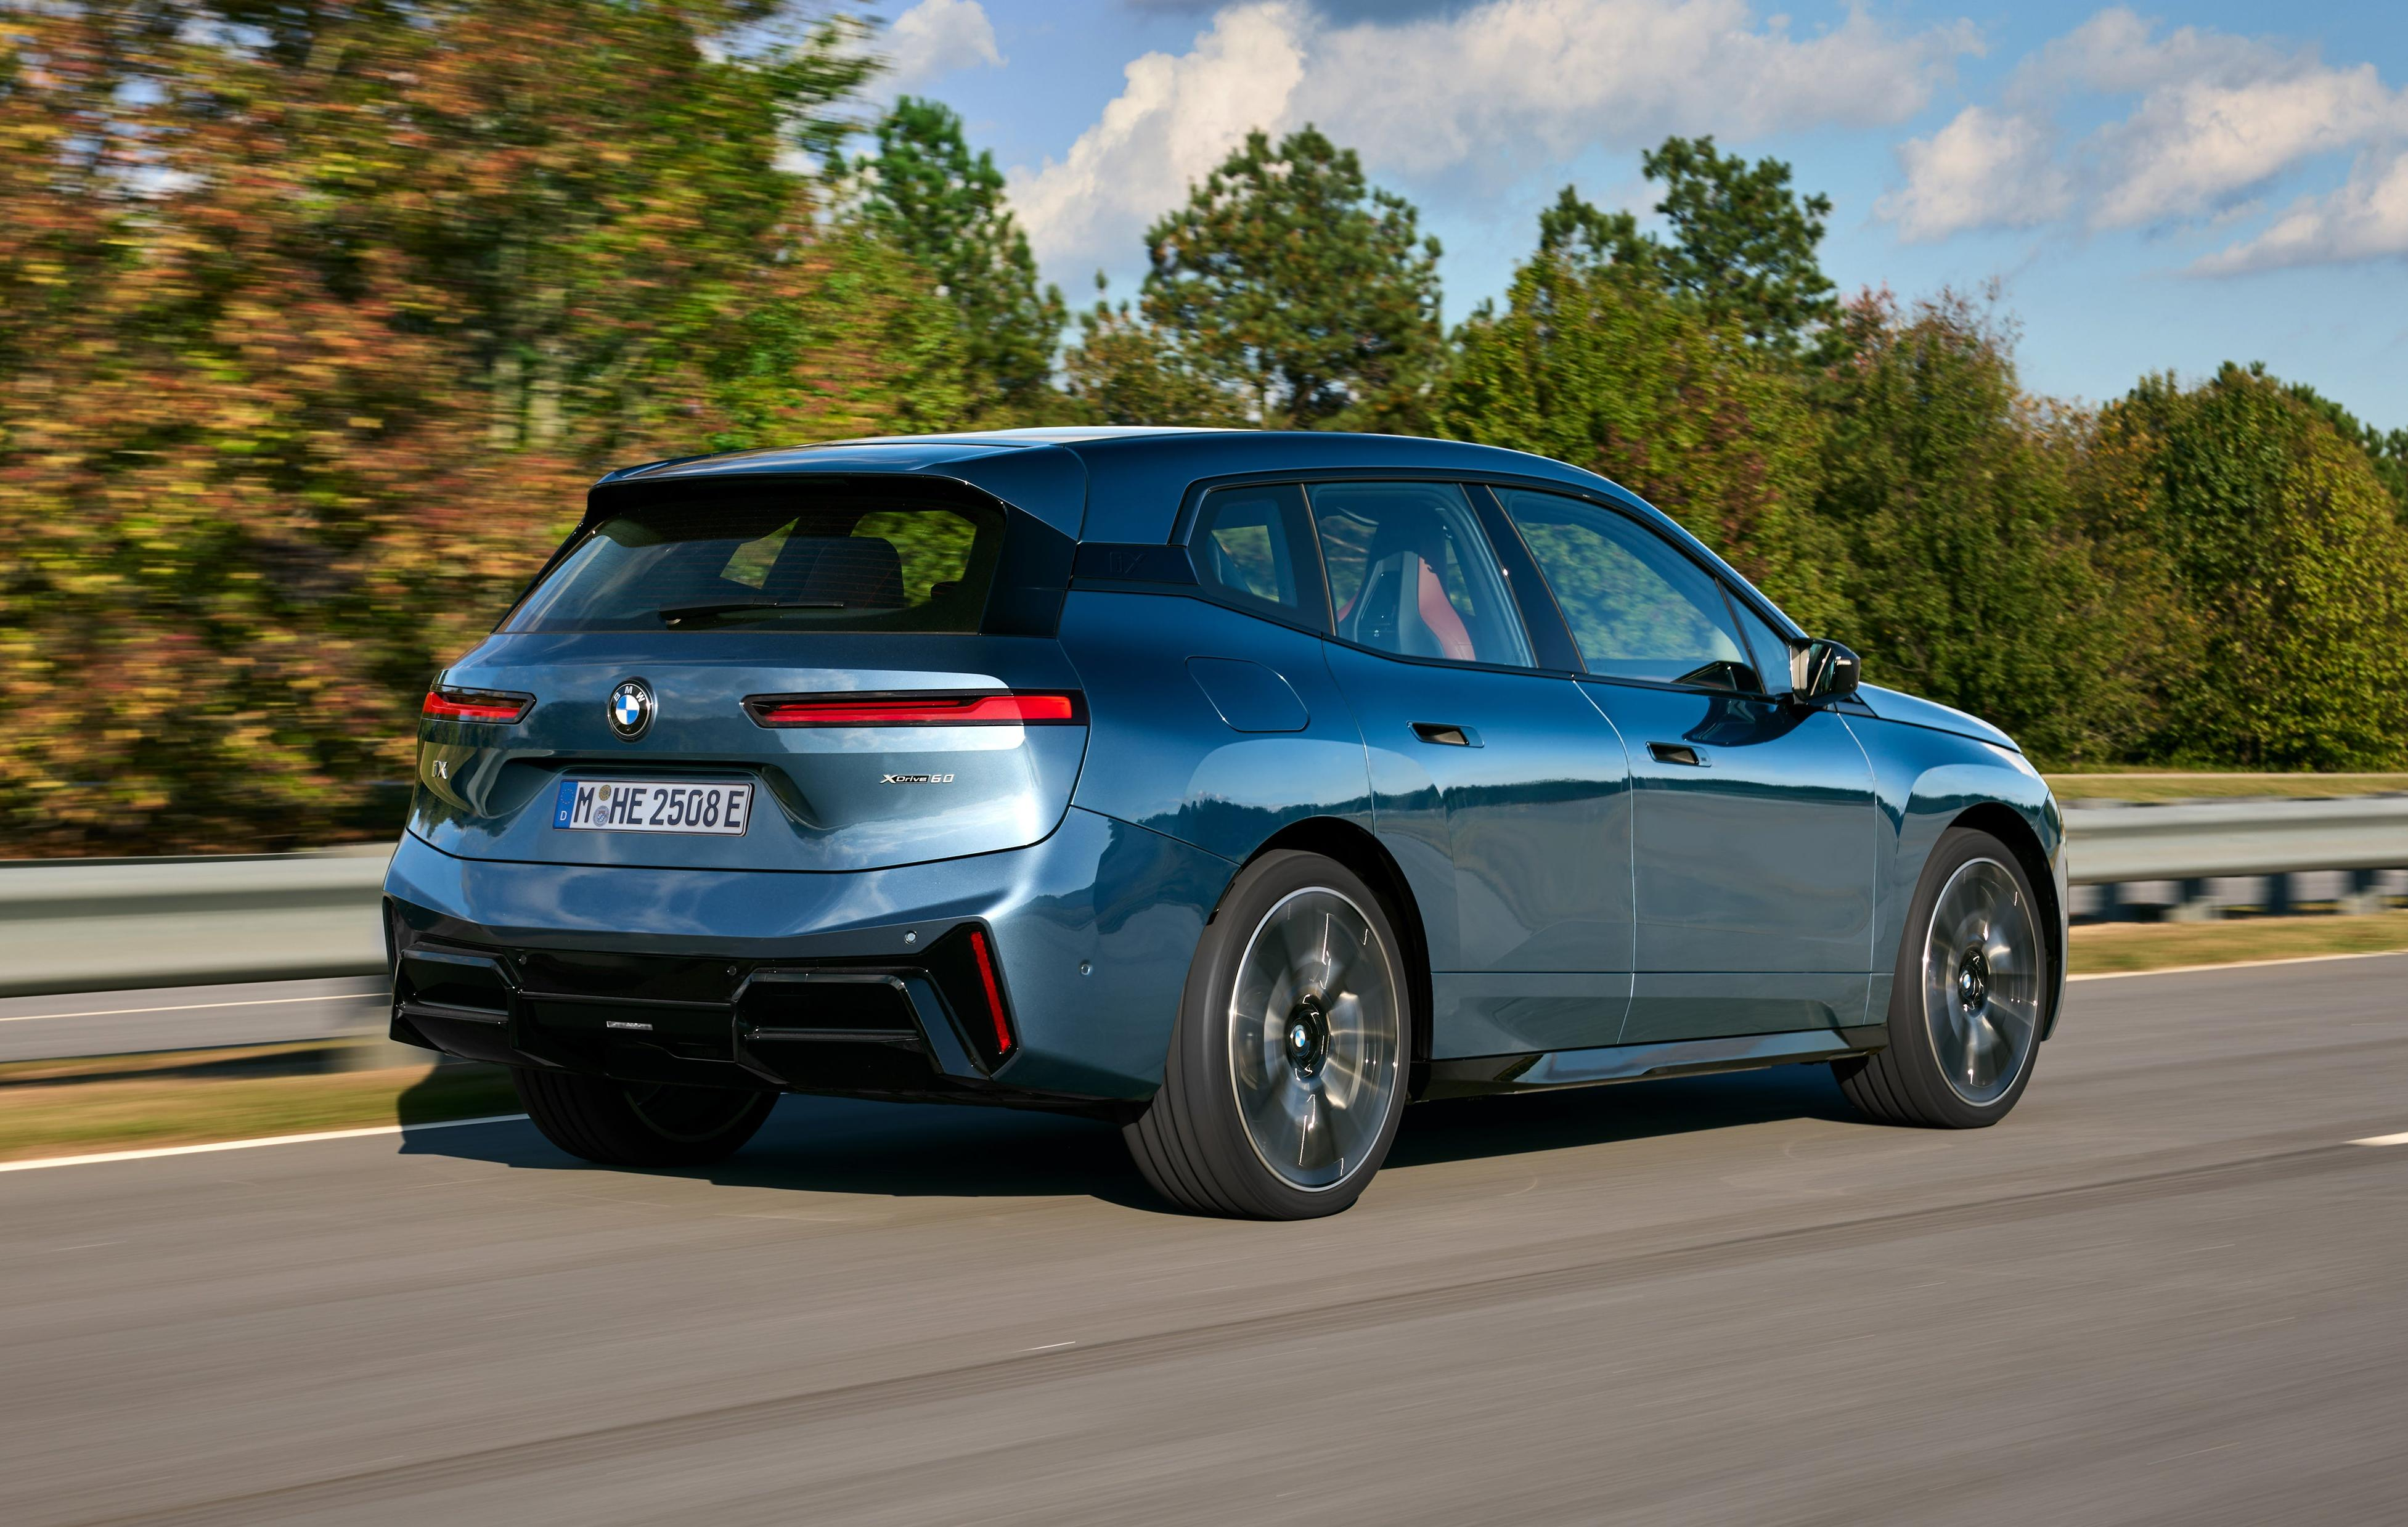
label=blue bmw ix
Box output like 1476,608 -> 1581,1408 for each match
388,427 -> 2067,1219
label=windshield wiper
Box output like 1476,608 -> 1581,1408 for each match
658,600 -> 844,626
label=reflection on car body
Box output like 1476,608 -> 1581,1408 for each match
388,427 -> 2067,1219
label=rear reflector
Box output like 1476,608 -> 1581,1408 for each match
966,928 -> 1014,1057
423,687 -> 533,724
745,691 -> 1082,727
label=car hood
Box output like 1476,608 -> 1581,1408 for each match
1854,684 -> 2020,753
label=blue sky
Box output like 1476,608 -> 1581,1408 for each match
867,1 -> 2408,426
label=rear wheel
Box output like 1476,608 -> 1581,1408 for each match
512,1068 -> 776,1167
1125,850 -> 1411,1219
1836,826 -> 2047,1128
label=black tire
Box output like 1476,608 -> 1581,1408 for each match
1125,850 -> 1414,1219
512,1067 -> 776,1168
1836,825 -> 2049,1129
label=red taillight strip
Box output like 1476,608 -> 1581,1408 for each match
422,687 -> 532,724
966,928 -> 1013,1057
746,691 -> 1081,727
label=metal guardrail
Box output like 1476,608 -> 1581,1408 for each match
2063,795 -> 2408,883
0,845 -> 390,998
2,797 -> 2405,998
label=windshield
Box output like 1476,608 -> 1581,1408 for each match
502,486 -> 1006,634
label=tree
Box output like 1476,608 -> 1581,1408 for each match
1442,229 -> 1848,636
2097,364 -> 2408,768
853,96 -> 1066,419
1141,126 -> 1442,430
1811,292 -> 2170,763
1544,136 -> 1839,358
0,1 -> 969,854
1061,282 -> 1247,427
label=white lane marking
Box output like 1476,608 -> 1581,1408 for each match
2349,1132 -> 2408,1147
0,1113 -> 529,1174
0,993 -> 377,1024
1023,1341 -> 1076,1353
2070,949 -> 2408,983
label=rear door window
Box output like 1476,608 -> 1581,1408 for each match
1191,482 -> 1323,624
1308,481 -> 1533,667
1493,488 -> 1752,688
504,487 -> 1005,633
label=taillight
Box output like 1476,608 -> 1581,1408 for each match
422,687 -> 533,724
966,928 -> 1013,1058
744,690 -> 1082,727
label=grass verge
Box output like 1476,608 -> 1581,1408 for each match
2070,912 -> 2408,975
0,1040 -> 518,1163
2048,771 -> 2408,802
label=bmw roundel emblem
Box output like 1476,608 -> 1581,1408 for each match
607,679 -> 654,740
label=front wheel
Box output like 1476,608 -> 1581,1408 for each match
513,1068 -> 776,1168
1125,851 -> 1412,1219
1835,825 -> 2049,1129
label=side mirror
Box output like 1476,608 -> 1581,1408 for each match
1794,639 -> 1862,702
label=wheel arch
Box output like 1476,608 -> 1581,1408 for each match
1232,817 -> 1437,1100
1946,801 -> 2065,1041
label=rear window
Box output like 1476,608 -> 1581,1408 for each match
503,487 -> 1005,634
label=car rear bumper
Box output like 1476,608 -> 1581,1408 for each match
382,806 -> 1233,1103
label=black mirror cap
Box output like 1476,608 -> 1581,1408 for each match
1795,639 -> 1863,702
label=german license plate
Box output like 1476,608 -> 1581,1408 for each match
553,779 -> 753,836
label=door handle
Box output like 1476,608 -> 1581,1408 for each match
1412,722 -> 1481,747
1648,742 -> 1705,767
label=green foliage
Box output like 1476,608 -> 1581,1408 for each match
853,96 -> 1067,419
0,1 -> 971,855
1441,249 -> 1848,635
1141,126 -> 1442,430
1810,293 -> 2168,764
2100,365 -> 2408,768
1061,288 -> 1249,427
1538,137 -> 1839,356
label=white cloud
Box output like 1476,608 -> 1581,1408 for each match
1881,106 -> 2070,242
884,0 -> 1005,91
1010,0 -> 1975,268
1877,6 -> 2408,271
2192,147 -> 2408,274
2087,56 -> 2399,229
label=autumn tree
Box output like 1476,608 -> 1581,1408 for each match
0,1 -> 969,854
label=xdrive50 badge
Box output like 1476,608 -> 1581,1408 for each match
881,773 -> 955,784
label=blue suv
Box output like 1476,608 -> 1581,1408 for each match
386,427 -> 2066,1218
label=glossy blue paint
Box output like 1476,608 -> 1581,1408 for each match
1186,657 -> 1310,732
388,805 -> 1225,1098
386,427 -> 2068,1111
418,631 -> 1086,872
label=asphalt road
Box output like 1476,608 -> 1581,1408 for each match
4,956 -> 2404,1526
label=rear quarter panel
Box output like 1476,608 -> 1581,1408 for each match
1057,588 -> 1378,886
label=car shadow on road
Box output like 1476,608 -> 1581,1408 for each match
396,1061 -> 1861,1212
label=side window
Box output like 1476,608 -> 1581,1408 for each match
1191,483 -> 1317,621
1726,591 -> 1796,695
1308,481 -> 1534,667
1494,488 -> 1752,689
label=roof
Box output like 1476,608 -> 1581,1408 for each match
596,428 -> 1628,547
